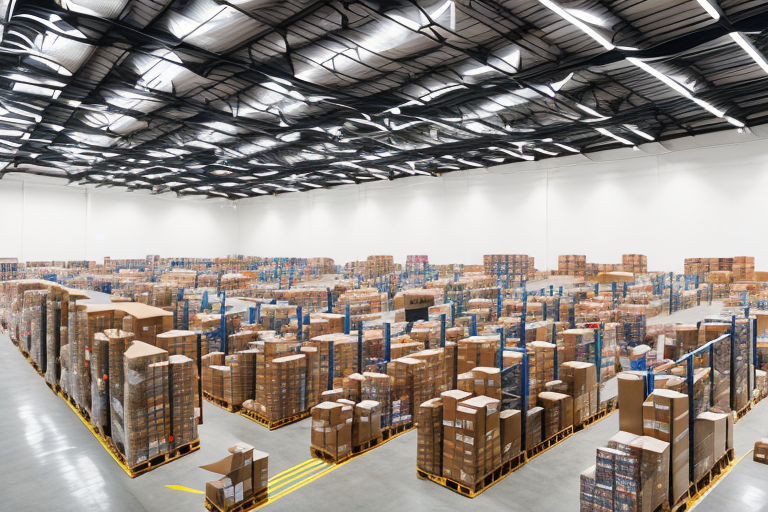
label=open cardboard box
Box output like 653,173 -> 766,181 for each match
201,444 -> 268,511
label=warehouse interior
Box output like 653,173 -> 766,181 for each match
2,0 -> 768,511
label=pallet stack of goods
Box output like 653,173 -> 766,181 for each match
406,255 -> 429,273
732,256 -> 755,282
621,254 -> 647,274
201,444 -> 269,511
482,254 -> 535,281
558,255 -> 587,277
0,257 -> 18,281
365,255 -> 395,279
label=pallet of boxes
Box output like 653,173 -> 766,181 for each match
202,444 -> 269,512
580,372 -> 735,511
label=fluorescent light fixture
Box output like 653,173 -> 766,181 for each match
692,98 -> 724,117
623,125 -> 655,141
457,158 -> 484,167
538,0 -> 615,50
596,127 -> 633,145
533,148 -> 558,156
627,58 -> 692,98
463,65 -> 495,76
726,116 -> 745,128
730,32 -> 768,74
301,182 -> 323,188
576,103 -> 609,119
695,0 -> 720,20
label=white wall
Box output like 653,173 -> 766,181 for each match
0,178 -> 238,261
238,126 -> 768,273
3,126 -> 768,271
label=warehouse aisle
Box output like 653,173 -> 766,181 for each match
0,333 -> 314,512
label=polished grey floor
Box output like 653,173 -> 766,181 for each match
1,295 -> 765,511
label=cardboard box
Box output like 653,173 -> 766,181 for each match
618,372 -> 646,436
754,439 -> 768,464
201,444 -> 267,510
643,389 -> 689,503
500,409 -> 521,462
538,391 -> 573,438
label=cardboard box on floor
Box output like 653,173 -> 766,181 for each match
201,444 -> 268,511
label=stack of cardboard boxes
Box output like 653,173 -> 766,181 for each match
417,397 -> 443,475
527,341 -> 556,408
559,361 -> 598,427
202,444 -> 269,510
310,401 -> 353,460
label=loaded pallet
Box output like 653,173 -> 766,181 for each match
11,332 -> 201,478
734,400 -> 753,423
658,449 -> 736,512
526,425 -> 574,461
573,396 -> 619,433
19,348 -> 44,378
239,408 -> 311,430
205,487 -> 268,512
203,391 -> 241,413
310,422 -> 415,464
416,452 -> 526,498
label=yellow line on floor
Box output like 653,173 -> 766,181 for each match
268,462 -> 331,493
165,485 -> 204,494
269,459 -> 325,485
688,450 -> 753,510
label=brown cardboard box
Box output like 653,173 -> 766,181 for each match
417,398 -> 442,475
697,412 -> 728,460
463,395 -> 501,474
643,389 -> 689,503
618,372 -> 646,436
500,409 -> 521,462
753,439 -> 768,464
538,391 -> 573,438
201,444 -> 264,510
471,367 -> 501,400
526,406 -> 543,450
440,390 -> 472,479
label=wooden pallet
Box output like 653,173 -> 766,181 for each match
204,487 -> 268,512
574,398 -> 618,433
734,401 -> 753,423
688,448 -> 735,500
526,425 -> 574,461
416,452 -> 526,498
239,408 -> 311,430
310,446 -> 353,465
383,421 -> 414,441
352,435 -> 384,455
203,391 -> 241,413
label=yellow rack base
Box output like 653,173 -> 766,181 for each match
310,422 -> 416,464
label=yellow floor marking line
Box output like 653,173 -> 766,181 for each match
165,485 -> 204,494
268,459 -> 325,485
60,393 -> 131,477
267,462 -> 332,493
688,450 -> 753,510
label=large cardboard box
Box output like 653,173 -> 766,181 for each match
500,409 -> 521,462
538,391 -> 573,438
618,372 -> 646,436
754,439 -> 768,464
643,389 -> 689,503
201,444 -> 268,510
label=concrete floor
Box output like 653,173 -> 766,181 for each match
2,294 -> 765,512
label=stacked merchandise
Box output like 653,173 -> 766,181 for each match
580,433 -> 670,512
561,328 -> 594,364
251,354 -> 307,421
168,355 -> 198,447
675,325 -> 699,358
457,335 -> 501,373
527,341 -> 556,409
362,372 -> 391,428
389,357 -> 426,427
501,350 -> 524,411
558,255 -> 587,277
441,391 -> 501,486
619,305 -> 647,350
201,444 -> 269,511
416,398 -> 443,475
0,257 -> 18,281
482,254 -> 534,281
107,330 -> 135,453
643,389 -> 691,503
352,400 -> 382,446
538,392 -> 573,438
65,301 -> 91,415
270,289 -> 328,311
258,304 -> 297,332
155,330 -> 198,360
366,255 -> 395,279
731,317 -> 751,411
21,289 -> 47,367
228,331 -> 257,353
601,323 -> 619,383
560,361 -> 598,427
123,341 -> 170,467
310,401 -> 353,460
622,254 -> 648,274
406,255 -> 429,273
732,256 -> 755,281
